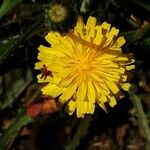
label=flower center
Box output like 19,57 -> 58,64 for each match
79,59 -> 90,71
80,63 -> 89,70
74,49 -> 98,76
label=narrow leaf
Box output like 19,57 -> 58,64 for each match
0,0 -> 23,18
0,108 -> 32,150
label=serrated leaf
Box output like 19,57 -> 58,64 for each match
0,0 -> 23,18
140,37 -> 150,49
121,30 -> 141,44
0,108 -> 32,150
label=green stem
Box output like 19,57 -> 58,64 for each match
65,115 -> 92,150
129,91 -> 150,149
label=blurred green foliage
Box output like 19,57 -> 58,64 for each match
0,108 -> 32,150
0,0 -> 23,18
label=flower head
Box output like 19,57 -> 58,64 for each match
45,2 -> 77,32
35,16 -> 135,118
48,4 -> 68,23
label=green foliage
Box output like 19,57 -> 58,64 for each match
130,0 -> 150,12
0,22 -> 45,67
0,37 -> 21,66
0,0 -> 23,18
141,37 -> 150,49
121,23 -> 150,45
121,30 -> 141,44
0,108 -> 32,150
129,86 -> 150,149
0,67 -> 33,110
80,0 -> 92,13
142,23 -> 150,38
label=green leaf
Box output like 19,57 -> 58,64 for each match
0,23 -> 41,67
130,0 -> 150,12
0,0 -> 23,18
0,108 -> 32,150
0,67 -> 33,110
142,23 -> 150,38
140,37 -> 150,49
0,37 -> 21,66
121,30 -> 141,44
129,86 -> 150,148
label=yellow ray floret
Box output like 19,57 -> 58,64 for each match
35,16 -> 135,118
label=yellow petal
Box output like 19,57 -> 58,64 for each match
107,27 -> 119,37
58,68 -> 73,78
61,39 -> 74,56
91,73 -> 104,83
122,75 -> 127,82
77,102 -> 85,118
35,62 -> 44,69
95,82 -> 110,95
82,102 -> 87,114
95,70 -> 120,82
86,16 -> 97,29
60,83 -> 77,102
126,65 -> 135,70
68,100 -> 76,115
126,58 -> 135,65
45,32 -> 60,45
94,26 -> 103,45
60,75 -> 76,87
100,94 -> 108,103
74,16 -> 85,37
104,27 -> 119,47
50,77 -> 61,84
121,83 -> 131,91
87,80 -> 96,103
101,22 -> 111,32
98,60 -> 119,68
77,82 -> 87,101
41,84 -> 63,97
86,16 -> 97,38
108,95 -> 117,107
113,56 -> 129,62
37,74 -> 52,83
106,81 -> 120,94
98,103 -> 107,112
97,53 -> 117,60
38,45 -> 58,55
97,95 -> 107,111
116,36 -> 126,47
106,67 -> 125,74
87,102 -> 95,114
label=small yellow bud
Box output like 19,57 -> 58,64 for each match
48,4 -> 68,23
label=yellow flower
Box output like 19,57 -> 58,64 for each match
35,16 -> 135,118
